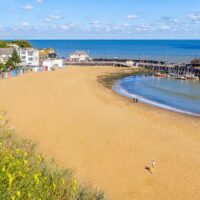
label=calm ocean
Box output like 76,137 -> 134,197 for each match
29,40 -> 200,63
114,76 -> 200,116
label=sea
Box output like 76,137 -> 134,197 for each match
29,40 -> 200,63
114,76 -> 200,116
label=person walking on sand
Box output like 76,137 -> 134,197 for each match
151,159 -> 156,174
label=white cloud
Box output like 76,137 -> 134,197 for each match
160,25 -> 171,31
188,12 -> 200,23
60,25 -> 69,30
22,4 -> 34,10
91,20 -> 100,28
127,14 -> 138,20
45,15 -> 61,22
22,22 -> 30,27
36,0 -> 43,3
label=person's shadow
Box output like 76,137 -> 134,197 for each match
145,166 -> 153,174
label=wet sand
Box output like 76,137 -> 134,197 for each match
0,66 -> 200,200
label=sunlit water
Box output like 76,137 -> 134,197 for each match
114,76 -> 200,116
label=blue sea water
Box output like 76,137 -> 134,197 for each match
114,76 -> 200,116
29,40 -> 200,63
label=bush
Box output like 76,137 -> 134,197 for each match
0,112 -> 106,200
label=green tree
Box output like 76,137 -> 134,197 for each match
11,49 -> 21,68
5,58 -> 14,69
5,50 -> 21,70
0,63 -> 5,71
0,41 -> 7,48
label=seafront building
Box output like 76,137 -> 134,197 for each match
69,51 -> 92,62
0,48 -> 14,63
191,59 -> 200,68
17,48 -> 39,67
0,47 -> 39,67
39,48 -> 57,64
42,59 -> 63,69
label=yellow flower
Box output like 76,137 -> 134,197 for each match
61,179 -> 65,185
1,166 -> 6,172
72,180 -> 78,192
16,148 -> 20,154
11,196 -> 15,200
28,193 -> 31,198
24,159 -> 28,165
16,191 -> 21,197
37,155 -> 42,163
24,152 -> 28,157
53,183 -> 56,190
34,173 -> 40,185
7,173 -> 14,187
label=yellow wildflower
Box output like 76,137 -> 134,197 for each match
24,159 -> 28,165
34,173 -> 40,185
72,180 -> 78,192
53,183 -> 56,190
37,155 -> 42,163
2,166 -> 5,172
28,193 -> 31,198
16,148 -> 20,154
61,179 -> 65,185
16,191 -> 21,197
7,173 -> 14,187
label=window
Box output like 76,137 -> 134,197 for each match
28,51 -> 34,56
28,58 -> 33,61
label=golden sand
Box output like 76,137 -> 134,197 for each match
0,66 -> 200,200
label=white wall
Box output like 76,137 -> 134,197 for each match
18,48 -> 39,66
70,54 -> 90,62
42,59 -> 63,68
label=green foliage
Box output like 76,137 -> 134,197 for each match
0,112 -> 106,200
0,41 -> 7,48
11,50 -> 21,67
5,59 -> 14,69
0,63 -> 5,71
11,40 -> 32,48
0,40 -> 32,48
5,50 -> 21,69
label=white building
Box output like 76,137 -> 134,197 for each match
42,59 -> 63,69
69,51 -> 91,62
0,48 -> 14,63
17,48 -> 39,66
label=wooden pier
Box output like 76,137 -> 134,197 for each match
65,58 -> 200,77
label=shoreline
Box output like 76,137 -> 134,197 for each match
97,67 -> 200,118
113,79 -> 200,118
0,66 -> 200,200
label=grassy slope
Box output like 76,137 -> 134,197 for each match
0,41 -> 32,48
0,112 -> 105,200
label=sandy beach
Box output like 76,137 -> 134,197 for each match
0,66 -> 200,200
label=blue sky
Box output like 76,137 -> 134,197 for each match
0,0 -> 200,39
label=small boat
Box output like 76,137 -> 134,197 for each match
177,76 -> 187,80
154,72 -> 166,78
185,73 -> 199,80
169,73 -> 177,77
